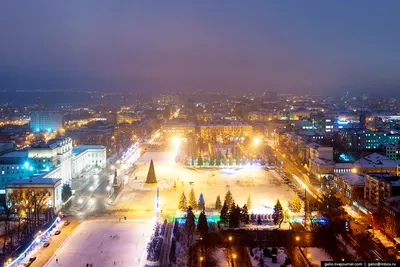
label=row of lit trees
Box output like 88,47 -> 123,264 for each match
2,188 -> 52,253
178,188 -> 205,212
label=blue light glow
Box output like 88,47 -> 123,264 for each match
6,216 -> 61,267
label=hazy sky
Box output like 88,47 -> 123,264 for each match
1,1 -> 400,95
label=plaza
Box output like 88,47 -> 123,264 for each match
45,220 -> 154,267
113,151 -> 298,215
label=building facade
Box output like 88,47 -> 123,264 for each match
6,178 -> 63,213
332,173 -> 365,205
383,144 -> 400,160
199,123 -> 252,143
30,111 -> 63,132
71,145 -> 106,178
364,173 -> 400,207
381,196 -> 400,240
162,123 -> 196,140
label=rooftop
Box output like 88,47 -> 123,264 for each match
337,173 -> 365,185
0,151 -> 28,158
0,142 -> 12,147
367,173 -> 400,186
6,178 -> 61,186
310,157 -> 334,165
72,145 -> 106,156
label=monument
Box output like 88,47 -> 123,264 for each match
145,159 -> 157,184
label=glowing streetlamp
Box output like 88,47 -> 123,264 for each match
253,137 -> 261,146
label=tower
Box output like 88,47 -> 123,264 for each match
145,159 -> 157,184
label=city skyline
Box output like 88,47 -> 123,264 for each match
1,1 -> 400,95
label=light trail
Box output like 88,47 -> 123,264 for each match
292,174 -> 318,200
6,216 -> 61,267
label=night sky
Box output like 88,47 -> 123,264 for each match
1,1 -> 400,95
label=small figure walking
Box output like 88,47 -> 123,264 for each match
56,258 -> 58,263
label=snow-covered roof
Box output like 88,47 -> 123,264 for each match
310,157 -> 333,165
337,173 -> 365,186
6,177 -> 61,186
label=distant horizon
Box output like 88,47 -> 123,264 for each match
2,1 -> 400,97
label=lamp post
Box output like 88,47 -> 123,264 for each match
232,253 -> 237,267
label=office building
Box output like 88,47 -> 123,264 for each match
30,111 -> 63,132
71,145 -> 106,178
200,123 -> 252,143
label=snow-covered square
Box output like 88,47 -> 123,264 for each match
114,151 -> 298,214
45,220 -> 154,267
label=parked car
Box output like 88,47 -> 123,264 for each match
43,242 -> 50,247
55,230 -> 61,235
23,262 -> 32,267
64,220 -> 70,226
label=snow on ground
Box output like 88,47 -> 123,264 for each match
244,222 -> 291,230
213,248 -> 230,267
337,234 -> 360,259
301,247 -> 332,266
45,220 -> 154,267
248,247 -> 292,267
343,206 -> 362,219
114,151 -> 297,213
368,230 -> 395,248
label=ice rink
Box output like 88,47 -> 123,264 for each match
45,220 -> 154,267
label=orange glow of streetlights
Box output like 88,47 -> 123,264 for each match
253,137 -> 261,146
295,236 -> 300,241
232,253 -> 237,260
228,236 -> 233,241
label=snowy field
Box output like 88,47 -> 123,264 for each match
114,151 -> 298,215
45,220 -> 154,267
249,247 -> 292,267
302,247 -> 332,266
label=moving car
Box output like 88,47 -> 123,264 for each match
55,230 -> 61,235
43,242 -> 50,247
64,220 -> 70,226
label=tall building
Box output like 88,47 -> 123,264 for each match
341,129 -> 400,151
30,111 -> 63,132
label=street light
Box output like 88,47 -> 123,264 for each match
228,236 -> 233,242
295,236 -> 300,241
232,253 -> 237,260
253,137 -> 261,146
